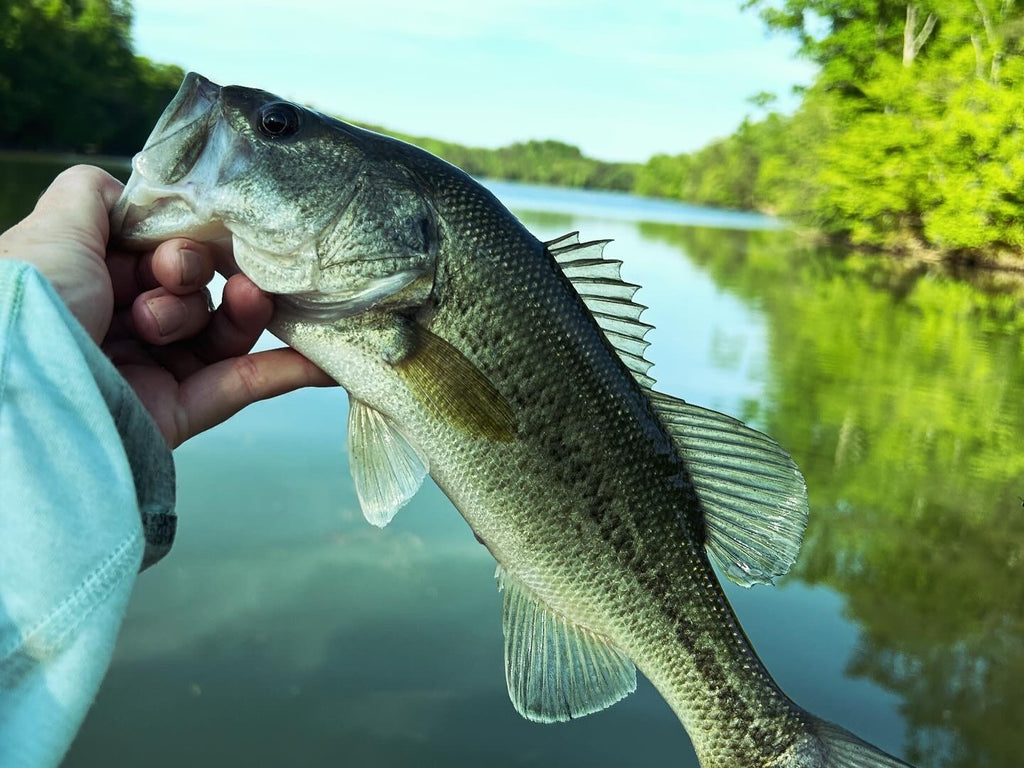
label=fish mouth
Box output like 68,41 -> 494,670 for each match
111,72 -> 236,247
111,72 -> 325,297
111,71 -> 433,312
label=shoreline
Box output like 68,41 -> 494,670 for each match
769,220 -> 1024,277
6,149 -> 1023,278
1,149 -> 132,170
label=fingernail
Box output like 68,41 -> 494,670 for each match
146,296 -> 187,336
180,249 -> 204,285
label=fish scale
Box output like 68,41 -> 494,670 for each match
370,171 -> 805,761
110,72 -> 915,768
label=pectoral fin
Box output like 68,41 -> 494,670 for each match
496,565 -> 637,722
396,324 -> 517,442
347,397 -> 428,527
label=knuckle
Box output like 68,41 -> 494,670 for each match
232,355 -> 265,402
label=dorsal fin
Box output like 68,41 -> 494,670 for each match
545,233 -> 656,388
545,232 -> 807,588
545,231 -> 581,250
647,390 -> 809,587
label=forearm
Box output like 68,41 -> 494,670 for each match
0,261 -> 175,767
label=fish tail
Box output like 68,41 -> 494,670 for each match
790,716 -> 915,768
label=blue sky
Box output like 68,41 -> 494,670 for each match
131,0 -> 816,163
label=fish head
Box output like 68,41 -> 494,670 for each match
113,72 -> 439,315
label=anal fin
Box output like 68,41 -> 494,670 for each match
495,565 -> 636,722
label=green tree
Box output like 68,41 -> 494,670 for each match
0,0 -> 183,153
710,0 -> 1024,264
359,125 -> 639,191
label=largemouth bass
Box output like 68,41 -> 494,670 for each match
111,73 -> 912,768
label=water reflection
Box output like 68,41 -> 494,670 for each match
0,154 -> 130,225
641,225 -> 1024,768
3,156 -> 1022,766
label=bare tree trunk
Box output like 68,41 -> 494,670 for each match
903,4 -> 917,66
973,0 -> 1003,81
975,0 -> 996,43
903,4 -> 938,66
971,33 -> 986,78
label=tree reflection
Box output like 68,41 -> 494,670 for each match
0,156 -> 130,229
640,224 -> 1024,768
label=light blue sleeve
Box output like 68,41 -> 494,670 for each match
0,261 -> 176,767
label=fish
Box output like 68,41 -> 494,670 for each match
111,73 -> 914,768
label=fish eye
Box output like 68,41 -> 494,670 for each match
257,102 -> 300,139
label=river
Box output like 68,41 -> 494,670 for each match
3,154 -> 1022,768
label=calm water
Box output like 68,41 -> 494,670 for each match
4,155 -> 1023,767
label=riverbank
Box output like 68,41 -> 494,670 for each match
1,150 -> 131,172
789,224 -> 1024,278
8,148 -> 1024,280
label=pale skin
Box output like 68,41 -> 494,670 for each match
0,165 -> 335,446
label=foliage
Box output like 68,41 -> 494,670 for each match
0,0 -> 184,154
356,126 -> 639,191
7,0 -> 1024,263
635,113 -> 792,211
0,1 -> 636,189
636,1 -> 1024,263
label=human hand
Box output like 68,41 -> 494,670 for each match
0,165 -> 334,447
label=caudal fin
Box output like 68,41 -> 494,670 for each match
807,718 -> 915,768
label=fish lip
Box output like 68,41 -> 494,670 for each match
135,73 -> 221,184
142,73 -> 221,154
110,72 -> 224,243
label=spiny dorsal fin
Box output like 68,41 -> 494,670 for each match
396,324 -> 517,442
647,390 -> 808,587
347,396 -> 428,527
544,231 -> 581,250
495,564 -> 636,722
545,232 -> 806,586
545,233 -> 656,388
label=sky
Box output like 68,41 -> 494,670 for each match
130,0 -> 817,163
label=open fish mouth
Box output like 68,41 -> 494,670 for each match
110,73 -> 324,296
113,189 -> 232,247
112,71 -> 441,307
111,73 -> 227,246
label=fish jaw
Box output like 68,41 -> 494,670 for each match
110,72 -> 322,296
111,72 -> 234,248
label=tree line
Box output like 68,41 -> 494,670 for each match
639,1 -> 1024,262
5,1 -> 1024,262
0,0 -> 637,190
350,125 -> 639,192
1,0 -> 184,154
